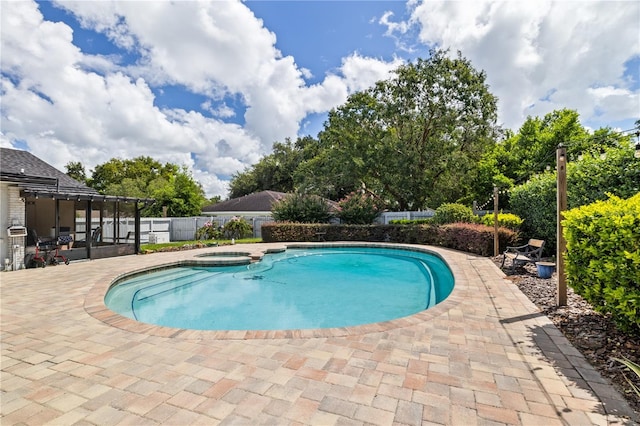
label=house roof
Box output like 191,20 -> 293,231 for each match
0,148 -> 154,204
203,190 -> 340,215
203,191 -> 287,213
1,147 -> 96,192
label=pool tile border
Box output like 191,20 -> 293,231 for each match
84,242 -> 467,340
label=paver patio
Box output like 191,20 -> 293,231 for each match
1,243 -> 637,425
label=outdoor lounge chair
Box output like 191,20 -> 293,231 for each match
500,239 -> 545,273
73,226 -> 102,248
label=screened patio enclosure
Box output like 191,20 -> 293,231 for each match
21,184 -> 154,262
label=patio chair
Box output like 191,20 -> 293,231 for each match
73,226 -> 102,248
500,239 -> 545,273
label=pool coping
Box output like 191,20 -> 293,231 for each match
4,241 -> 637,424
84,242 -> 466,340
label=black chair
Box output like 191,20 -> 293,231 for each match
500,239 -> 545,273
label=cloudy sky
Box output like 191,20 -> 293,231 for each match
1,1 -> 638,198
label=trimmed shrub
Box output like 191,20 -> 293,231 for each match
480,212 -> 524,231
432,203 -> 475,225
389,219 -> 432,225
271,193 -> 333,223
195,221 -> 222,240
563,193 -> 640,333
223,217 -> 252,239
509,172 -> 557,254
261,222 -> 518,257
437,223 -> 518,256
509,145 -> 640,255
337,191 -> 385,224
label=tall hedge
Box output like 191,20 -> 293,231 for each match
563,193 -> 640,333
510,146 -> 640,255
509,172 -> 556,253
261,223 -> 518,257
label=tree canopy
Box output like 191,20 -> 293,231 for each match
65,161 -> 87,184
229,49 -> 500,210
302,50 -> 499,210
82,156 -> 206,217
465,109 -> 634,207
228,136 -> 319,198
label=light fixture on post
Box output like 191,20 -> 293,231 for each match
557,144 -> 568,306
635,131 -> 640,159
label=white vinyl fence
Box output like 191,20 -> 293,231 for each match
377,210 -> 435,224
78,211 -> 438,244
154,216 -> 273,241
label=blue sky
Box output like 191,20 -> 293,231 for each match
1,1 -> 638,197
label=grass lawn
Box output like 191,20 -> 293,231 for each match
141,238 -> 262,252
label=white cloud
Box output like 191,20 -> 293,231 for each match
1,0 -> 404,197
393,0 -> 640,130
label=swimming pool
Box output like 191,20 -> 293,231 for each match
104,246 -> 454,331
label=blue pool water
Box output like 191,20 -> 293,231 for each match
104,247 -> 454,330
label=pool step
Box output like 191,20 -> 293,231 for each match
106,269 -> 209,317
133,270 -> 214,303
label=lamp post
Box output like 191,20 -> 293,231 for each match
557,145 -> 567,306
493,186 -> 499,257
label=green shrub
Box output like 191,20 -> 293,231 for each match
271,193 -> 333,223
195,221 -> 222,240
432,203 -> 475,225
480,212 -> 524,231
509,145 -> 640,255
563,193 -> 640,333
389,219 -> 432,225
337,191 -> 385,224
437,223 -> 518,256
222,217 -> 253,239
261,222 -> 518,256
509,172 -> 557,254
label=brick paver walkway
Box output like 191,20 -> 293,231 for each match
1,243 -> 637,425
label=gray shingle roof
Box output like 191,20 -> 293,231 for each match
203,190 -> 340,214
0,147 -> 97,194
203,191 -> 287,212
0,148 -> 154,204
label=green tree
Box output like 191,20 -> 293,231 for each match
143,169 -> 206,217
89,157 -> 205,217
203,195 -> 222,208
228,136 -> 320,198
300,49 -> 499,209
65,161 -> 87,184
89,156 -> 176,193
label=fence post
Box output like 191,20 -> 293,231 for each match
493,186 -> 499,257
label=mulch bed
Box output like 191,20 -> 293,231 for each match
493,258 -> 640,415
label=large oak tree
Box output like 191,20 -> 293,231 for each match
299,49 -> 499,209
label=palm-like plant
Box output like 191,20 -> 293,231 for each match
614,357 -> 640,397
